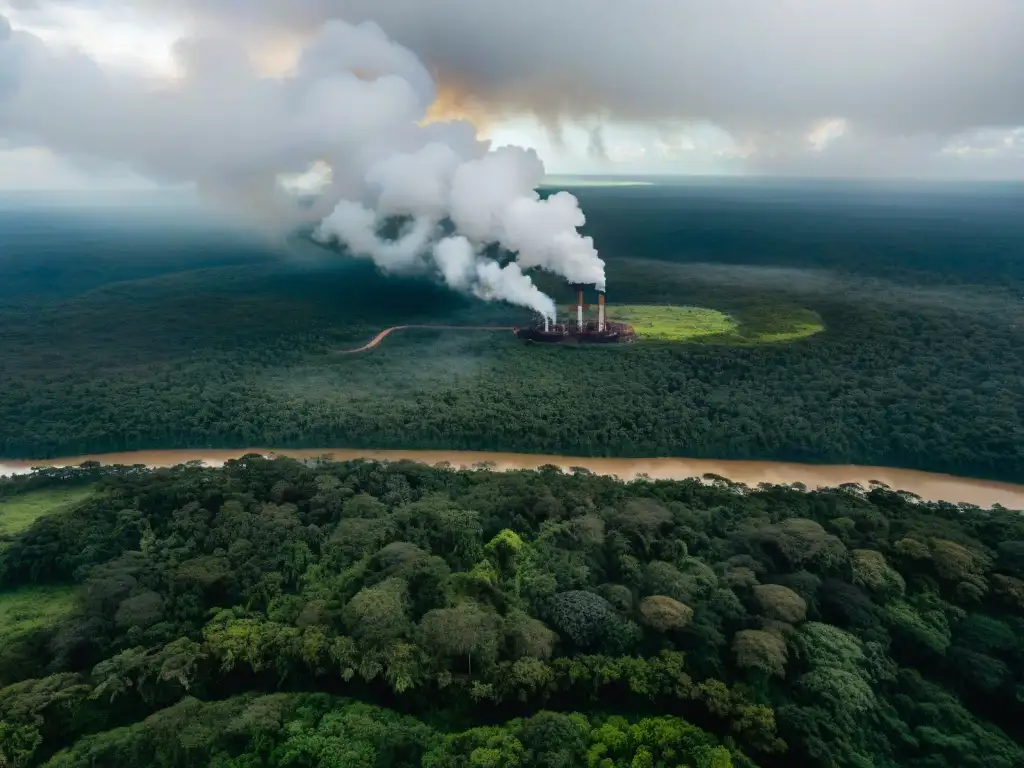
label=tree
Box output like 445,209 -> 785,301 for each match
0,721 -> 42,768
343,577 -> 411,648
733,630 -> 787,678
395,497 -> 483,569
598,583 -> 634,613
545,591 -> 617,649
991,574 -> 1024,611
341,493 -> 389,520
638,595 -> 694,632
754,518 -> 848,571
752,584 -> 807,624
586,714 -> 735,768
796,622 -> 866,671
604,499 -> 673,555
818,579 -> 882,634
771,570 -> 822,611
644,558 -> 717,604
798,667 -> 876,715
418,601 -> 502,674
566,514 -> 605,550
373,541 -> 429,573
886,599 -> 951,657
504,610 -> 558,661
948,646 -> 1010,693
644,561 -> 688,601
328,517 -> 396,566
113,590 -> 165,630
850,549 -> 905,600
955,613 -> 1016,655
484,529 -> 525,578
929,538 -> 990,586
995,540 -> 1024,578
518,711 -> 588,767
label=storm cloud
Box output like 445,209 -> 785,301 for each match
123,0 -> 1024,138
2,0 -> 1022,177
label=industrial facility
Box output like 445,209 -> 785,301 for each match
515,284 -> 636,344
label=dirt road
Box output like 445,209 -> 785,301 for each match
337,325 -> 515,353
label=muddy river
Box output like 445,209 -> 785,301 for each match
3,448 -> 1024,508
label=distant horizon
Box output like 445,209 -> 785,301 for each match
3,173 -> 1024,199
541,173 -> 1024,185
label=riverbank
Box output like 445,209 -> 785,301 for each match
3,448 -> 1024,508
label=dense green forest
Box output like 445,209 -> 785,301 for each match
2,182 -> 1024,482
2,456 -> 1024,766
2,252 -> 1023,482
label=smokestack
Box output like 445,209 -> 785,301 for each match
544,315 -> 550,332
576,285 -> 584,331
598,292 -> 606,332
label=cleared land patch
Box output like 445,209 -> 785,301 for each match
0,585 -> 77,646
0,486 -> 93,536
735,305 -> 826,343
609,305 -> 738,340
607,304 -> 824,344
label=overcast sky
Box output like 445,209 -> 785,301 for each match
1,0 -> 1022,189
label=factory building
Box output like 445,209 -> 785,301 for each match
514,283 -> 635,344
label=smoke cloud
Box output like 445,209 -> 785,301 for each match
434,235 -> 556,319
0,12 -> 604,317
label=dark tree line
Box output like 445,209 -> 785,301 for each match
2,457 -> 1023,766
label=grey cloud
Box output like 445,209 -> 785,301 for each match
744,127 -> 1024,179
129,0 -> 1024,137
0,11 -> 605,310
5,1 -> 1024,179
0,16 -> 434,195
2,1 -> 38,11
587,125 -> 608,162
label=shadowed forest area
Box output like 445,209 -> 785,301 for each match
1,456 -> 1024,766
1,181 -> 1024,484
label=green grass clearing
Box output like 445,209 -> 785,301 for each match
0,486 -> 94,536
0,585 -> 78,645
608,305 -> 739,340
734,305 -> 826,344
588,303 -> 825,345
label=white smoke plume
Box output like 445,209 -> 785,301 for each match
313,200 -> 436,273
312,131 -> 604,313
434,235 -> 556,319
0,13 -> 604,316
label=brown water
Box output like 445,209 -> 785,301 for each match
3,448 -> 1024,508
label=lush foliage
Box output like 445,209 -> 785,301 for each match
1,457 -> 1023,767
3,184 -> 1024,483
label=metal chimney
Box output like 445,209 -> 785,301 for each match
576,285 -> 584,331
544,315 -> 550,333
598,292 -> 606,332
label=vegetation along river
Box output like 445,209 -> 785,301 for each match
3,448 -> 1024,508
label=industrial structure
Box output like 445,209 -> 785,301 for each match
514,283 -> 636,344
